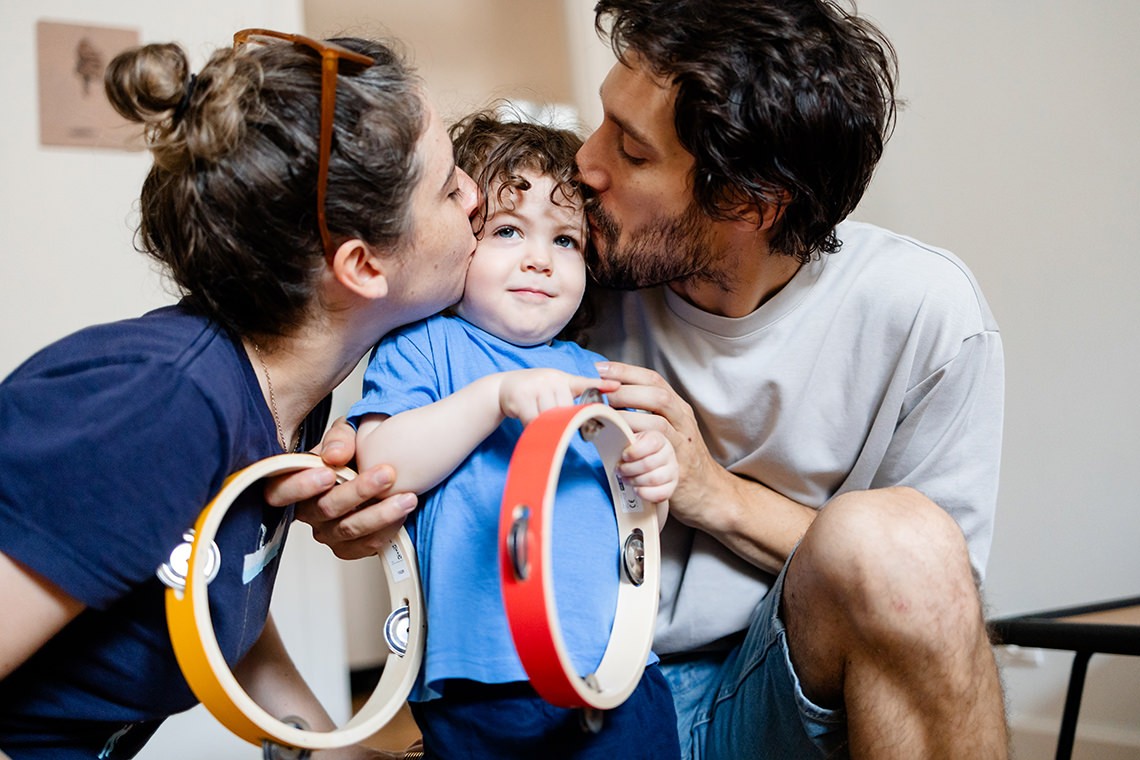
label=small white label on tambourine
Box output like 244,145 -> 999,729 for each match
614,473 -> 643,513
384,540 -> 410,582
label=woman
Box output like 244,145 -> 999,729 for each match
0,30 -> 476,758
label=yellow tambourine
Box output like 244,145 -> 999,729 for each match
163,453 -> 424,752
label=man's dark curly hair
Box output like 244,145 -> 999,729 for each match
594,0 -> 899,263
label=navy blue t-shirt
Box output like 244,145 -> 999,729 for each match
0,305 -> 330,758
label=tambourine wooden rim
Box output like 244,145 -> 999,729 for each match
164,452 -> 424,750
498,403 -> 660,710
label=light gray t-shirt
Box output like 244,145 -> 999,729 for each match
589,221 -> 1004,654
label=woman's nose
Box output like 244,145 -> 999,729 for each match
457,168 -> 479,218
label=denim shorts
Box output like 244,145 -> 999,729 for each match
660,553 -> 848,759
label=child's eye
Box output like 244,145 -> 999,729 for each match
554,235 -> 579,249
492,225 -> 520,239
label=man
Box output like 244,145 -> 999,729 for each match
278,1 -> 1008,757
575,1 -> 1006,757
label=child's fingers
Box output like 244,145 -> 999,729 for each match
569,374 -> 620,398
529,383 -> 576,417
631,481 -> 676,505
620,429 -> 672,465
620,459 -> 678,501
618,431 -> 679,503
618,447 -> 673,478
621,462 -> 676,489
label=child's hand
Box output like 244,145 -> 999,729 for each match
617,429 -> 678,507
498,369 -> 618,425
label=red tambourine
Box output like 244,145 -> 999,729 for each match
499,402 -> 660,710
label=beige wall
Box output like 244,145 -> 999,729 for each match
304,0 -> 577,124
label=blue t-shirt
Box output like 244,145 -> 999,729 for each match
348,315 -> 631,700
0,305 -> 329,759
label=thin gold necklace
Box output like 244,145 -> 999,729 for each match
252,343 -> 297,453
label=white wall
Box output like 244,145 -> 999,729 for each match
0,2 -> 356,758
562,1 -> 1140,756
849,1 -> 1140,756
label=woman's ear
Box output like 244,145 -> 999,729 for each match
331,239 -> 389,299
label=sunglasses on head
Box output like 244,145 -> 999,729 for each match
233,29 -> 375,258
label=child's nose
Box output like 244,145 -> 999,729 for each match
523,245 -> 553,274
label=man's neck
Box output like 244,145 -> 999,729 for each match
668,241 -> 802,318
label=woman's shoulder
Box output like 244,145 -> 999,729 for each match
4,304 -> 247,430
11,305 -> 225,375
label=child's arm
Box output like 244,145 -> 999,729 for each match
354,369 -> 619,495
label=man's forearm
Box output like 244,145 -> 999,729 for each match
675,467 -> 817,575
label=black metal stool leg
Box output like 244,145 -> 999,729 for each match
1055,650 -> 1092,760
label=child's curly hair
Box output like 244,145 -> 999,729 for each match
449,106 -> 597,344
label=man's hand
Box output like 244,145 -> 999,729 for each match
596,361 -> 816,572
594,362 -> 722,530
264,417 -> 417,560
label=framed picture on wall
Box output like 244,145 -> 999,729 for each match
36,20 -> 141,150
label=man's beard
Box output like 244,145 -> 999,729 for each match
585,196 -> 726,291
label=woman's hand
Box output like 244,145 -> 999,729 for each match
263,417 -> 416,560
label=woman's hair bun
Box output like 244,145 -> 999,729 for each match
105,43 -> 247,171
104,43 -> 191,125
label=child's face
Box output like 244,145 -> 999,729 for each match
455,171 -> 587,346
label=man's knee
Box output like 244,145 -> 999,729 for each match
790,487 -> 980,636
782,489 -> 1002,741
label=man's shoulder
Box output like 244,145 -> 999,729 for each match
834,221 -> 996,330
837,221 -> 972,277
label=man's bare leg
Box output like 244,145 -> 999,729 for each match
783,487 -> 1008,759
